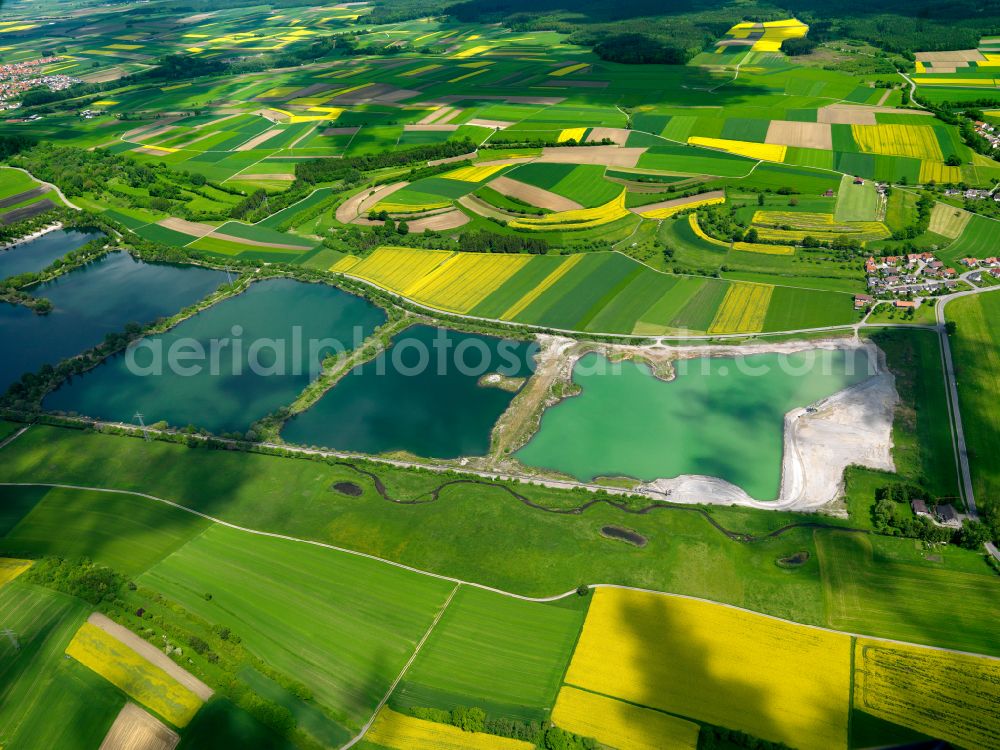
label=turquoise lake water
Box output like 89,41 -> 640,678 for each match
515,349 -> 873,500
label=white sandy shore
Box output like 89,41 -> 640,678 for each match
639,339 -> 897,511
0,221 -> 63,251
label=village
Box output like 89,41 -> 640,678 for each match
0,57 -> 79,109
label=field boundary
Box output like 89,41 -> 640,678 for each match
3,482 -> 997,663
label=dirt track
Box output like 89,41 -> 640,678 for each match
336,182 -> 409,224
88,613 -> 214,700
489,176 -> 583,211
99,703 -> 178,750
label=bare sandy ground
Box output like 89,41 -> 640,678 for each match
586,127 -> 630,145
88,613 -> 213,700
156,218 -> 216,237
467,118 -> 515,129
236,128 -> 282,151
765,120 -> 833,150
818,104 -> 934,126
407,209 -> 470,231
427,152 -> 477,166
404,124 -> 460,132
231,173 -> 295,181
489,176 -> 583,211
336,182 -> 409,224
122,119 -> 181,141
916,49 -> 985,63
207,231 -> 305,250
132,146 -> 175,156
418,106 -> 459,125
536,145 -> 646,168
99,704 -> 178,750
630,189 -> 726,216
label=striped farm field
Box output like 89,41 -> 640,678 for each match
939,213 -> 1000,262
850,124 -> 943,160
508,191 -> 629,230
552,686 -> 700,750
853,638 -> 1000,749
502,254 -> 584,318
337,246 -> 852,333
403,252 -> 533,313
339,246 -> 455,292
563,588 -> 852,750
365,707 -> 533,750
688,136 -> 787,162
707,282 -> 773,333
751,211 -> 890,243
634,191 -> 725,219
918,160 -> 962,184
65,622 -> 204,727
928,202 -> 971,238
441,164 -> 508,183
0,557 -> 32,586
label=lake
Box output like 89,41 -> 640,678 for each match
0,228 -> 100,280
45,278 -> 387,434
0,251 -> 229,392
515,349 -> 873,500
282,325 -> 536,458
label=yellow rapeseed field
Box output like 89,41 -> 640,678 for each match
329,255 -> 361,272
65,623 -> 203,728
509,191 -> 629,230
365,707 -> 533,750
918,160 -> 963,184
557,127 -> 588,143
639,194 -> 725,219
0,558 -> 32,587
440,164 -> 508,182
563,588 -> 851,750
343,246 -> 454,292
912,77 -> 998,86
503,254 -> 583,318
550,63 -> 590,76
552,686 -> 700,750
688,137 -> 787,162
708,282 -> 773,333
723,18 -> 809,51
403,252 -> 532,312
453,44 -> 492,59
688,213 -> 730,247
850,124 -> 943,160
373,200 -> 453,214
401,64 -> 442,77
853,638 -> 1000,749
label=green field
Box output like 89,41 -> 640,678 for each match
0,583 -> 123,750
834,175 -> 879,222
2,426 -> 998,656
948,292 -> 1000,519
938,213 -> 1000,263
392,587 -> 587,722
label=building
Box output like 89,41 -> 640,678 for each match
912,499 -> 930,517
935,504 -> 961,528
854,294 -> 873,309
894,300 -> 916,309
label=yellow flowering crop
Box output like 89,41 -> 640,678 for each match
440,164 -> 508,182
639,194 -> 724,219
688,137 -> 787,162
563,588 -> 851,750
343,246 -> 454,292
509,191 -> 630,231
553,685 -> 699,750
918,160 -> 963,183
0,558 -> 32,587
66,623 -> 203,727
557,127 -> 588,143
365,707 -> 533,749
404,252 -> 532,313
708,282 -> 773,333
503,255 -> 583,318
850,124 -> 943,160
853,638 -> 1000,749
550,63 -> 590,76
